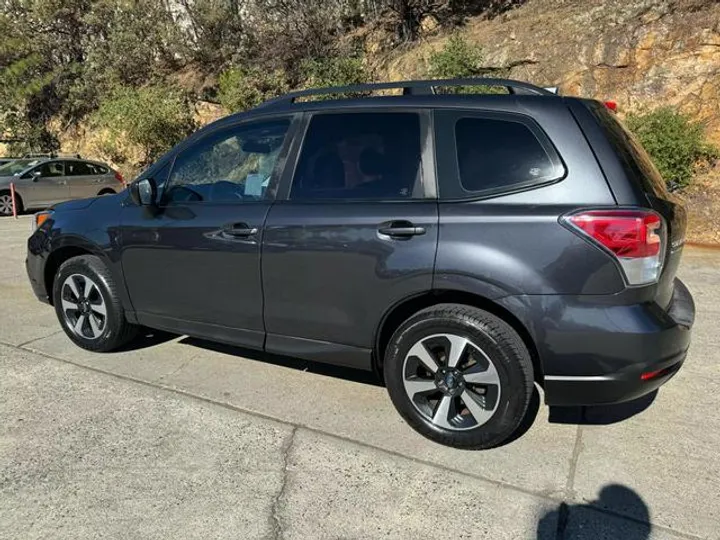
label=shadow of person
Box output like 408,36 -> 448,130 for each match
537,484 -> 651,539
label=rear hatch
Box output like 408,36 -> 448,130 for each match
579,100 -> 687,308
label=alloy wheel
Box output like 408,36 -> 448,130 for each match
402,333 -> 501,431
60,274 -> 107,340
0,194 -> 13,215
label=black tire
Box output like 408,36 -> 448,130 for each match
0,190 -> 22,216
98,189 -> 116,196
53,255 -> 137,351
384,303 -> 534,450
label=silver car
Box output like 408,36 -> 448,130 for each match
0,157 -> 124,216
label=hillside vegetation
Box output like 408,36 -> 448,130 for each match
1,0 -> 719,241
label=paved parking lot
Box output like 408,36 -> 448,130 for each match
1,214 -> 719,539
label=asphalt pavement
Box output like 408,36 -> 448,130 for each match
1,215 -> 718,539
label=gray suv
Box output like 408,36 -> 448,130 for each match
26,79 -> 695,449
0,157 -> 123,216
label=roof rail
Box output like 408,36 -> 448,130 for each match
22,152 -> 82,159
258,77 -> 555,108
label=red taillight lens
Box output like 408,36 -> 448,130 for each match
604,100 -> 618,112
564,210 -> 665,285
569,211 -> 661,258
114,171 -> 124,183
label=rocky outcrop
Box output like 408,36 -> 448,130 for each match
387,0 -> 720,144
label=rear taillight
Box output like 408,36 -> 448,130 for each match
604,100 -> 618,112
563,210 -> 666,286
114,171 -> 124,184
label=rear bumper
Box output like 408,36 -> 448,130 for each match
543,349 -> 686,406
504,279 -> 695,407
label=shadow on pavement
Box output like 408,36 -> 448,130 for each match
537,484 -> 651,539
116,327 -> 177,352
548,391 -> 657,425
179,336 -> 384,387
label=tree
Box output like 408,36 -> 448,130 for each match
92,85 -> 196,164
217,66 -> 289,112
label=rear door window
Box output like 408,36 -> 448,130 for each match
289,112 -> 425,201
65,161 -> 95,176
435,111 -> 565,199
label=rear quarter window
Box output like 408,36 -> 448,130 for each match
435,111 -> 565,200
584,101 -> 670,197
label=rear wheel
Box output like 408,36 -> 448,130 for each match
384,303 -> 534,449
53,255 -> 137,351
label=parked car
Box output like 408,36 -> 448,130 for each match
0,157 -> 123,216
0,158 -> 19,167
26,78 -> 694,449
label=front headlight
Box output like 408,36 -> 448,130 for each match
33,211 -> 53,231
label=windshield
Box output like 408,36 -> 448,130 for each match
0,159 -> 42,176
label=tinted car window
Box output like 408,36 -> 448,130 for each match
290,112 -> 423,201
164,120 -> 290,204
585,101 -> 670,196
455,117 -> 556,193
66,161 -> 95,175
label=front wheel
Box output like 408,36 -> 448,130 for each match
384,304 -> 534,450
53,255 -> 137,351
0,191 -> 22,216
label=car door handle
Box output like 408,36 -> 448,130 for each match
378,221 -> 426,238
222,223 -> 259,237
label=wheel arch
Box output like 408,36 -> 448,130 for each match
44,245 -> 95,304
43,239 -> 129,313
98,188 -> 116,196
374,290 -> 543,383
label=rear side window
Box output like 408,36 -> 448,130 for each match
585,101 -> 670,196
66,162 -> 96,175
435,111 -> 565,199
290,112 -> 424,201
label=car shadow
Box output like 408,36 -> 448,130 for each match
179,336 -> 384,387
114,327 -> 177,352
536,484 -> 652,539
548,391 -> 658,425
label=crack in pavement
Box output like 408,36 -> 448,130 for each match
0,339 -> 705,540
15,329 -> 63,348
269,427 -> 297,540
565,422 -> 584,500
155,354 -> 196,383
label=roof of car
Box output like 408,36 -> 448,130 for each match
204,78 -> 576,130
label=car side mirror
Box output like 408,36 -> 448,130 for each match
31,170 -> 43,182
129,177 -> 158,206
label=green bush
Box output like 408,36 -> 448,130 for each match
626,107 -> 718,189
92,84 -> 196,164
217,66 -> 289,112
299,55 -> 368,99
428,33 -> 484,79
427,33 -> 503,94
